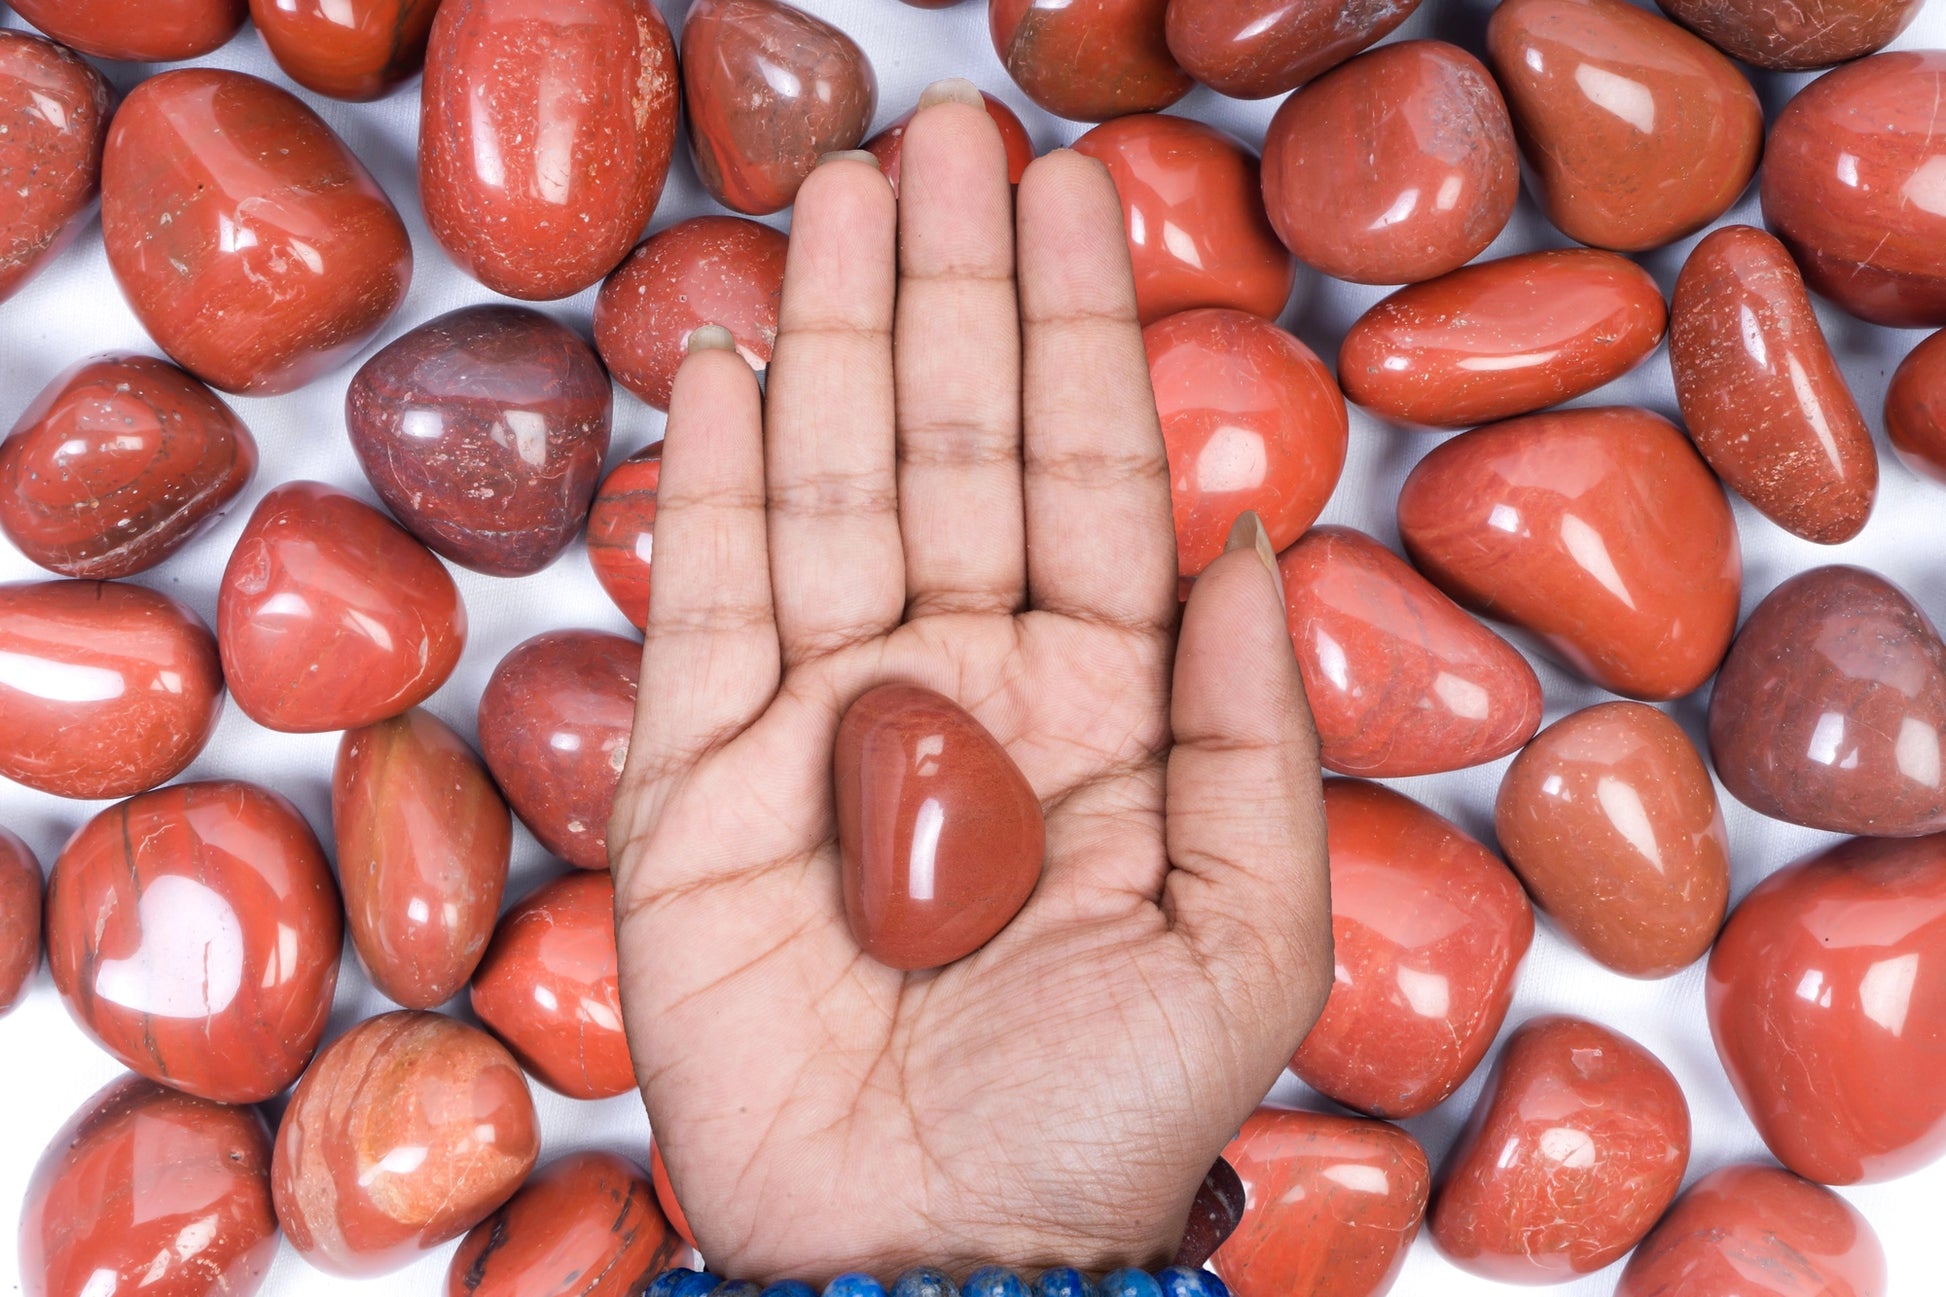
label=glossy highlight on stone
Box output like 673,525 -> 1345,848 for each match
273,1011 -> 541,1277
989,0 -> 1190,121
101,69 -> 413,395
594,218 -> 788,412
45,781 -> 342,1104
836,684 -> 1046,971
1709,566 -> 1946,838
252,0 -> 441,100
1431,1015 -> 1691,1282
682,0 -> 876,215
7,0 -> 247,61
334,709 -> 511,1010
0,354 -> 257,579
1707,833 -> 1946,1184
864,92 -> 1036,192
421,0 -> 677,299
0,580 -> 223,800
1655,0 -> 1922,70
0,32 -> 112,305
1212,1107 -> 1428,1297
586,446 -> 660,631
1261,40 -> 1516,286
1487,0 -> 1761,253
448,1151 -> 686,1297
1888,329 -> 1946,486
478,630 -> 639,870
0,828 -> 41,1015
1164,0 -> 1421,101
1277,527 -> 1542,778
1616,1164 -> 1888,1297
1146,309 -> 1347,579
219,481 -> 467,733
1292,780 -> 1533,1118
347,305 -> 613,575
1074,115 -> 1294,325
19,1075 -> 277,1297
1496,702 -> 1729,978
1398,407 -> 1742,700
1338,249 -> 1666,428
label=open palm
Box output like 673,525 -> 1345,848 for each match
610,88 -> 1331,1286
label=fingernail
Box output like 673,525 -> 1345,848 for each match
917,77 -> 983,111
1225,510 -> 1280,579
817,149 -> 879,167
685,324 -> 736,354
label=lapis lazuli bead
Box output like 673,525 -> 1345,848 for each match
824,1276 -> 890,1297
890,1268 -> 959,1297
712,1284 -> 765,1297
760,1285 -> 820,1297
1193,1274 -> 1228,1297
964,1267 -> 1029,1297
1033,1270 -> 1097,1297
1098,1272 -> 1163,1297
1154,1269 -> 1211,1297
649,1272 -> 725,1297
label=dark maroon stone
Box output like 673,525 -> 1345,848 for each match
1176,1155 -> 1246,1269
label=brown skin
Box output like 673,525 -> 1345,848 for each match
610,83 -> 1333,1285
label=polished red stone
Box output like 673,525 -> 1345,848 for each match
864,92 -> 1036,192
1497,702 -> 1729,978
990,0 -> 1189,121
478,630 -> 639,871
1074,115 -> 1294,325
0,828 -> 40,1015
1278,527 -> 1541,778
1888,329 -> 1946,486
1174,1157 -> 1245,1270
1292,780 -> 1533,1118
1655,0 -> 1922,70
0,354 -> 257,579
421,0 -> 677,300
647,1140 -> 696,1250
1262,40 -> 1514,287
101,69 -> 412,395
836,683 -> 1046,971
1672,225 -> 1877,544
1145,309 -> 1346,579
333,709 -> 511,1010
585,446 -> 660,631
1398,407 -> 1742,700
1487,0 -> 1761,253
1617,1163 -> 1888,1297
45,781 -> 342,1104
447,1151 -> 686,1297
218,481 -> 467,733
1710,566 -> 1946,838
0,580 -> 223,800
346,305 -> 613,575
1432,1015 -> 1691,1281
1212,1106 -> 1429,1297
471,870 -> 633,1100
273,1011 -> 541,1277
682,0 -> 876,215
1708,833 -> 1946,1184
19,1075 -> 277,1297
251,0 -> 440,100
1338,249 -> 1666,428
1763,53 -> 1946,329
0,32 -> 112,305
7,0 -> 246,61
593,218 -> 788,412
1164,0 -> 1421,101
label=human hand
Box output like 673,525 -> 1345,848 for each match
610,82 -> 1332,1285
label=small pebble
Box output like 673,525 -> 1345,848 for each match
1098,1273 -> 1163,1297
1032,1269 -> 1096,1297
963,1269 -> 1029,1297
824,1276 -> 890,1297
890,1268 -> 959,1297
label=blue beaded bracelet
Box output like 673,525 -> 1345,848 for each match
645,1265 -> 1230,1297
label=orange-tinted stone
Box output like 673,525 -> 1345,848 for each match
0,354 -> 257,579
100,70 -> 412,395
648,1140 -> 696,1250
273,1011 -> 540,1277
1433,1016 -> 1690,1281
1278,527 -> 1541,778
585,446 -> 660,632
1708,833 -> 1946,1184
420,0 -> 677,300
1145,309 -> 1346,579
7,0 -> 246,61
1397,407 -> 1742,700
250,0 -> 440,100
1487,0 -> 1761,253
447,1152 -> 687,1297
0,828 -> 41,1015
1617,1164 -> 1888,1297
1261,40 -> 1516,286
0,32 -> 112,305
1496,702 -> 1729,978
836,683 -> 1046,971
1888,329 -> 1946,487
1672,225 -> 1877,544
1655,0 -> 1922,70
1292,780 -> 1534,1118
1164,0 -> 1421,101
989,0 -> 1190,121
864,92 -> 1036,192
1763,52 -> 1946,329
333,709 -> 511,1010
594,218 -> 788,412
1074,114 -> 1294,325
1212,1107 -> 1428,1297
1338,249 -> 1666,428
45,781 -> 342,1104
682,0 -> 876,215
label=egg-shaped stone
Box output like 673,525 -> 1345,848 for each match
7,0 -> 247,61
864,91 -> 1036,192
1655,0 -> 1922,69
1163,0 -> 1421,101
0,32 -> 113,305
586,446 -> 661,632
0,828 -> 41,1015
1888,329 -> 1946,486
989,0 -> 1189,121
250,0 -> 440,101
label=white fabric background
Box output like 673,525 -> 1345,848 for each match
2,0 -> 1942,1292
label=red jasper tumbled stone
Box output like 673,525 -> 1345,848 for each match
250,0 -> 441,101
864,92 -> 1036,192
989,0 -> 1190,121
836,683 -> 1046,972
586,446 -> 661,632
1656,0 -> 1922,70
7,0 -> 247,62
648,1140 -> 697,1250
0,828 -> 41,1015
218,481 -> 467,733
1164,0 -> 1422,101
0,32 -> 112,305
1888,329 -> 1946,486
45,781 -> 342,1104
